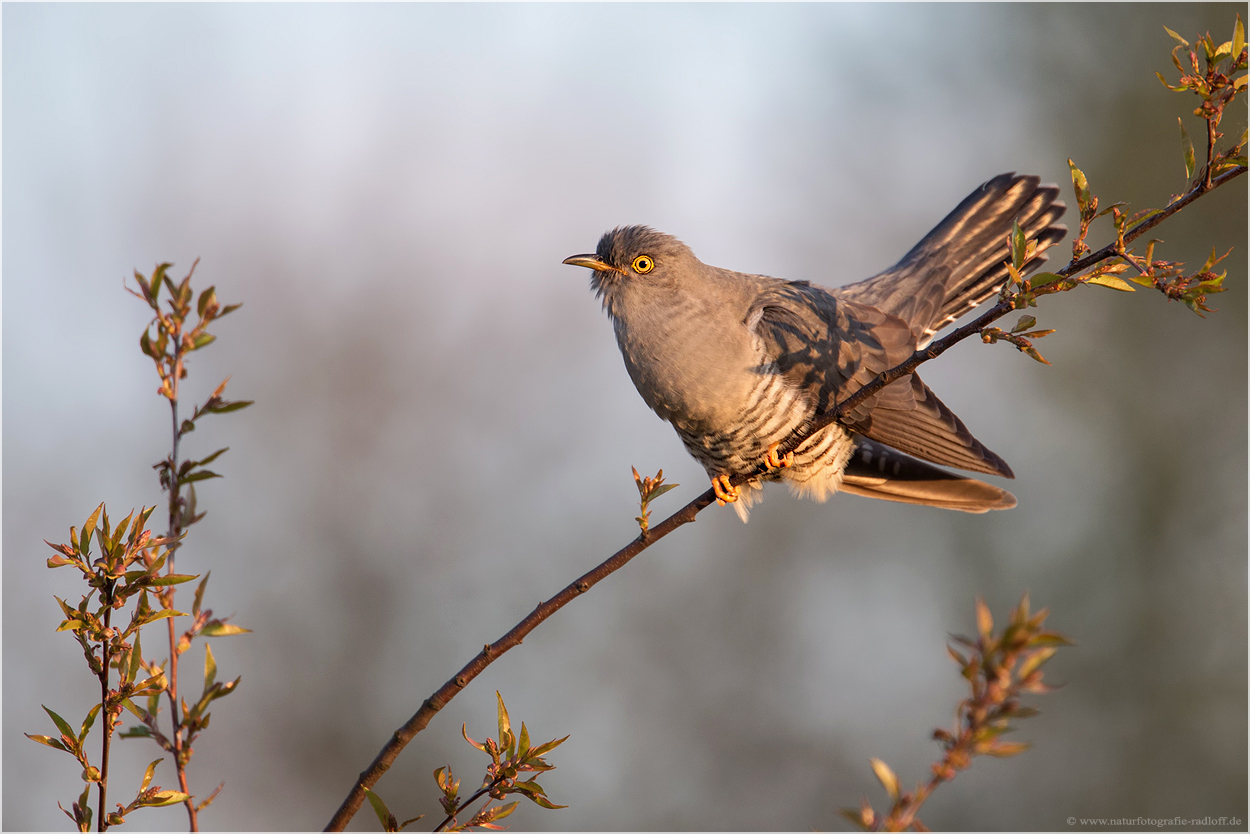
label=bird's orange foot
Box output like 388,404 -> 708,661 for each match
712,474 -> 740,505
765,442 -> 794,470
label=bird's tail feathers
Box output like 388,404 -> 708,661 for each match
833,172 -> 1067,348
839,439 -> 1016,513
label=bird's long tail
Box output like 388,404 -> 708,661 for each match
834,173 -> 1067,347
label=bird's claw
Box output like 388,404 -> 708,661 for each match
712,474 -> 740,505
765,443 -> 794,470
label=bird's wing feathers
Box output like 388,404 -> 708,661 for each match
832,173 -> 1066,348
749,282 -> 1013,478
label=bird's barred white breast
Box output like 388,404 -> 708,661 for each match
671,353 -> 856,504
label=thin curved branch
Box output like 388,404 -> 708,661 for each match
323,162 -> 1245,831
324,488 -> 715,830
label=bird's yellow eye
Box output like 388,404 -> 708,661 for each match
632,255 -> 655,274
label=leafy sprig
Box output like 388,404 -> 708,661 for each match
842,595 -> 1072,832
632,467 -> 680,539
29,504 -> 191,831
361,693 -> 567,833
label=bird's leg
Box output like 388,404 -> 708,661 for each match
765,442 -> 794,470
712,474 -> 741,505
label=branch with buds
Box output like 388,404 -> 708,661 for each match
842,595 -> 1072,832
360,693 -> 566,833
30,261 -> 251,832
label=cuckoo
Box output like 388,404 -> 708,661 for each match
564,173 -> 1066,522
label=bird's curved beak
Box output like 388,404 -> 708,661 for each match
562,254 -> 621,273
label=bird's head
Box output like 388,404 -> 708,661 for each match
563,226 -> 697,316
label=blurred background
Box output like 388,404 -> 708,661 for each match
5,3 -> 1245,831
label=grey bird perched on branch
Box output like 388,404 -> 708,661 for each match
564,173 -> 1066,522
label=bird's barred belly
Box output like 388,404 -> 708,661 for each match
671,370 -> 856,504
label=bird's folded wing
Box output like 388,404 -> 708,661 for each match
749,283 -> 1012,478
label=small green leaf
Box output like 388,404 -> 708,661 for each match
975,597 -> 993,642
154,263 -> 173,297
1179,118 -> 1196,180
148,573 -> 200,587
130,674 -> 168,697
1235,14 -> 1246,61
199,622 -> 251,637
138,608 -> 188,624
180,420 -> 196,435
191,332 -> 217,351
193,572 -> 210,617
196,448 -> 230,468
986,740 -> 1032,758
1163,25 -> 1189,47
434,765 -> 456,796
528,793 -> 568,810
1011,315 -> 1036,334
120,698 -> 147,720
1126,208 -> 1164,227
1067,159 -> 1091,215
78,783 -> 94,830
1093,201 -> 1127,221
479,801 -> 518,825
133,271 -> 152,302
179,470 -> 222,485
79,704 -> 102,745
526,734 -> 569,759
26,734 -> 69,752
43,706 -> 77,743
869,757 -> 899,800
1023,345 -> 1052,366
195,783 -> 226,813
204,643 -> 218,691
1086,273 -> 1136,292
207,400 -> 253,414
1156,70 -> 1186,92
1199,245 -> 1231,273
509,780 -> 546,798
1029,631 -> 1076,647
1010,220 -> 1026,271
218,303 -> 242,318
140,758 -> 163,792
462,724 -> 487,752
81,504 -> 104,555
517,721 -> 531,759
141,790 -> 191,808
1018,647 -> 1058,679
364,788 -> 394,831
197,286 -> 217,318
496,691 -> 512,749
650,483 -> 680,499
